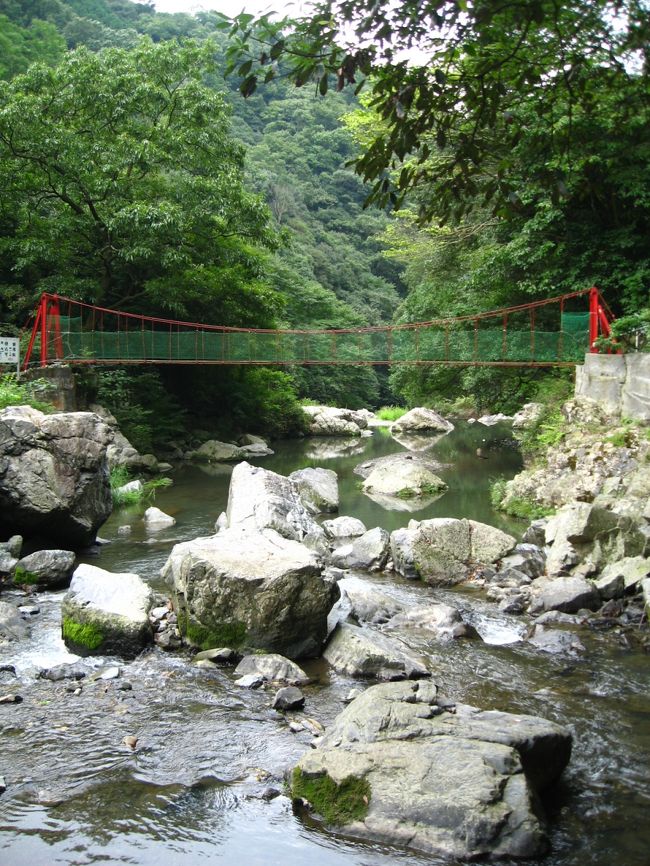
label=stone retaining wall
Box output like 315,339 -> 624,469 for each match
575,353 -> 650,421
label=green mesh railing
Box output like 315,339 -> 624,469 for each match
26,291 -> 598,368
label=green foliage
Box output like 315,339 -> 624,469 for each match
0,373 -> 53,412
226,1 -> 647,224
490,478 -> 554,520
376,405 -> 406,421
62,617 -> 104,650
12,565 -> 39,585
0,14 -> 65,79
177,610 -> 247,651
109,466 -> 172,507
595,309 -> 650,354
96,368 -> 185,453
291,768 -> 370,826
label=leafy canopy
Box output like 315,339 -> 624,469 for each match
224,0 -> 648,223
0,38 -> 280,325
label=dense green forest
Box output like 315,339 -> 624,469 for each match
0,0 -> 647,445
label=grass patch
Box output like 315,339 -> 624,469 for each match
62,618 -> 104,650
291,768 -> 370,826
110,467 -> 172,507
0,373 -> 54,413
396,482 -> 445,499
376,405 -> 407,421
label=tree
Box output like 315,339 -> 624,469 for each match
0,38 -> 280,326
224,0 -> 649,223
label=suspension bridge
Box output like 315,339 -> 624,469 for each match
22,287 -> 614,370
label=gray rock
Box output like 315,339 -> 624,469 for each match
0,600 -> 30,643
302,405 -> 368,437
235,673 -> 264,689
97,665 -> 121,680
545,539 -> 581,577
0,535 -> 22,558
40,662 -> 89,681
528,626 -> 585,654
331,528 -> 390,572
387,602 -> 470,640
390,407 -> 454,434
193,647 -> 239,664
234,654 -> 310,685
0,550 -> 17,578
190,440 -> 246,462
162,527 -> 338,660
240,442 -> 274,457
642,578 -> 650,619
272,686 -> 305,711
595,557 -> 650,598
0,694 -> 22,704
289,467 -> 339,514
499,544 -> 546,579
62,563 -> 154,658
144,507 -> 176,529
512,403 -> 545,429
238,433 -> 268,447
116,479 -> 142,497
529,576 -> 601,614
0,407 -> 113,547
292,680 -> 571,860
390,518 -> 515,586
522,519 -> 548,547
362,460 -> 447,499
13,549 -> 75,588
477,413 -> 512,426
226,462 -> 324,545
323,623 -> 430,680
322,516 -> 367,542
336,577 -> 404,624
0,775 -> 6,793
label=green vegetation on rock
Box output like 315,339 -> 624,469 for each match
62,618 -> 104,651
178,611 -> 247,651
291,768 -> 371,826
12,565 -> 39,585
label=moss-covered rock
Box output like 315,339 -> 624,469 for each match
291,768 -> 370,825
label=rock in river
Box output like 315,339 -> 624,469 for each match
291,680 -> 572,861
162,527 -> 339,660
0,406 -> 113,547
323,622 -> 430,680
61,563 -> 154,658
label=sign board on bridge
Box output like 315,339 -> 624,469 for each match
0,336 -> 20,374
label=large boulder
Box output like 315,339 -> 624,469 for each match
0,407 -> 113,547
390,407 -> 454,434
291,680 -> 572,860
188,439 -> 246,463
289,467 -> 339,514
323,622 -> 430,680
391,518 -> 516,585
0,600 -> 30,643
302,405 -> 368,437
336,576 -> 404,624
61,563 -> 154,658
162,527 -> 339,659
322,516 -> 367,542
226,462 -> 324,548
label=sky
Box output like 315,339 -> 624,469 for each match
152,1 -> 308,17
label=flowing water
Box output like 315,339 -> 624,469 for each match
1,423 -> 648,866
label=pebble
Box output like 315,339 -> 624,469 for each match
0,694 -> 23,704
122,735 -> 138,750
18,604 -> 40,617
40,663 -> 88,682
288,721 -> 304,733
115,681 -> 133,691
97,666 -> 121,680
261,786 -> 282,801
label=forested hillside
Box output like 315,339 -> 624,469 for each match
0,0 -> 647,441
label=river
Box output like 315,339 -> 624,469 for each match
0,423 -> 648,866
